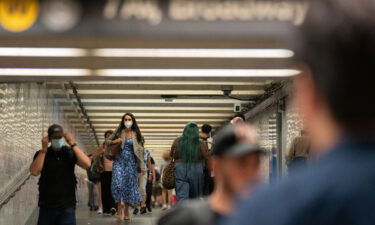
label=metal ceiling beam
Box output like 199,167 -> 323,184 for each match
68,82 -> 100,147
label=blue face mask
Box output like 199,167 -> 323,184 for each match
51,138 -> 65,150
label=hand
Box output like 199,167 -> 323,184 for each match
112,138 -> 122,144
41,136 -> 49,150
64,133 -> 75,146
141,168 -> 146,175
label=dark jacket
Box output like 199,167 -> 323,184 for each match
221,140 -> 375,225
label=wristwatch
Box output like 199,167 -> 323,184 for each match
70,143 -> 77,148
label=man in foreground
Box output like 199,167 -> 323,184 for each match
221,0 -> 375,225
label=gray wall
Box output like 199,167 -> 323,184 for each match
0,83 -> 89,225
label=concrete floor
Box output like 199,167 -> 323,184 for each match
76,206 -> 162,225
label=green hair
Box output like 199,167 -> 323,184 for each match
179,122 -> 202,163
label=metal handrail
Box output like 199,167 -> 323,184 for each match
0,168 -> 31,211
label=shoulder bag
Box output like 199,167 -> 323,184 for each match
162,150 -> 176,190
104,141 -> 122,161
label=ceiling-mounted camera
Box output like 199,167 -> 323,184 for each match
221,85 -> 233,97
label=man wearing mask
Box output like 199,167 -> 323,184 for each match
29,124 -> 91,225
158,123 -> 264,225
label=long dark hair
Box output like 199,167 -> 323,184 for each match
114,113 -> 144,145
179,122 -> 202,163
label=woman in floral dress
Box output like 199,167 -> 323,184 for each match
108,113 -> 145,220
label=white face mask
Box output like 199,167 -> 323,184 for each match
124,121 -> 133,129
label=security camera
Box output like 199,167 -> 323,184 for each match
234,103 -> 242,113
222,85 -> 233,96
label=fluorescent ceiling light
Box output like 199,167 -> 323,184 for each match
0,47 -> 88,57
0,68 -> 91,76
70,118 -> 228,122
66,112 -> 233,117
95,69 -> 300,77
78,106 -> 233,111
60,89 -> 262,95
93,48 -> 294,58
91,128 -> 184,132
91,124 -> 221,128
0,68 -> 299,77
72,81 -> 268,86
77,98 -> 248,104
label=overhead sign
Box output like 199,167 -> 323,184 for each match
0,0 -> 39,32
0,0 -> 308,36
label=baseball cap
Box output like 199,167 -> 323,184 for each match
48,124 -> 64,139
212,123 -> 265,157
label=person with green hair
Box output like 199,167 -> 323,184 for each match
170,122 -> 209,201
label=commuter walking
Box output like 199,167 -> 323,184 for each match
90,146 -> 105,214
221,1 -> 375,225
158,123 -> 264,225
200,124 -> 214,195
145,154 -> 156,212
29,124 -> 91,225
101,130 -> 117,216
286,130 -> 310,173
170,122 -> 209,201
200,124 -> 213,152
86,154 -> 99,212
160,151 -> 173,210
107,113 -> 145,220
133,148 -> 152,215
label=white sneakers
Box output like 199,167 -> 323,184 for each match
97,208 -> 103,214
162,204 -> 172,210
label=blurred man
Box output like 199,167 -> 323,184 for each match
286,130 -> 310,173
158,123 -> 264,225
221,1 -> 375,225
201,124 -> 213,152
30,124 -> 91,225
230,114 -> 245,124
201,124 -> 215,195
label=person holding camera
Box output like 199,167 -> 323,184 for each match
29,124 -> 91,225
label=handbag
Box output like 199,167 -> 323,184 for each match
92,155 -> 104,173
104,141 -> 122,161
162,150 -> 176,190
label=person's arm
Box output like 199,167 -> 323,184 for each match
170,138 -> 178,159
151,162 -> 156,184
200,141 -> 210,159
104,132 -> 122,146
65,133 -> 91,169
29,136 -> 49,176
92,145 -> 105,159
147,157 -> 153,181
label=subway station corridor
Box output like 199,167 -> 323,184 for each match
0,0 -> 304,224
3,1 -> 374,225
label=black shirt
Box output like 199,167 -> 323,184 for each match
158,198 -> 225,225
33,146 -> 77,210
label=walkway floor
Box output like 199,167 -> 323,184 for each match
76,206 -> 162,225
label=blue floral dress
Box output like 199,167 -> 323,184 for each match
112,138 -> 143,206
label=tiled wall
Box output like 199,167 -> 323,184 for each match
0,83 -> 89,225
248,96 -> 304,179
282,97 -> 304,174
248,106 -> 278,182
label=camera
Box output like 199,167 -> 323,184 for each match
234,103 -> 242,113
222,85 -> 233,96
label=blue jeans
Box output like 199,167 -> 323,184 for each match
38,207 -> 76,225
175,162 -> 204,201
